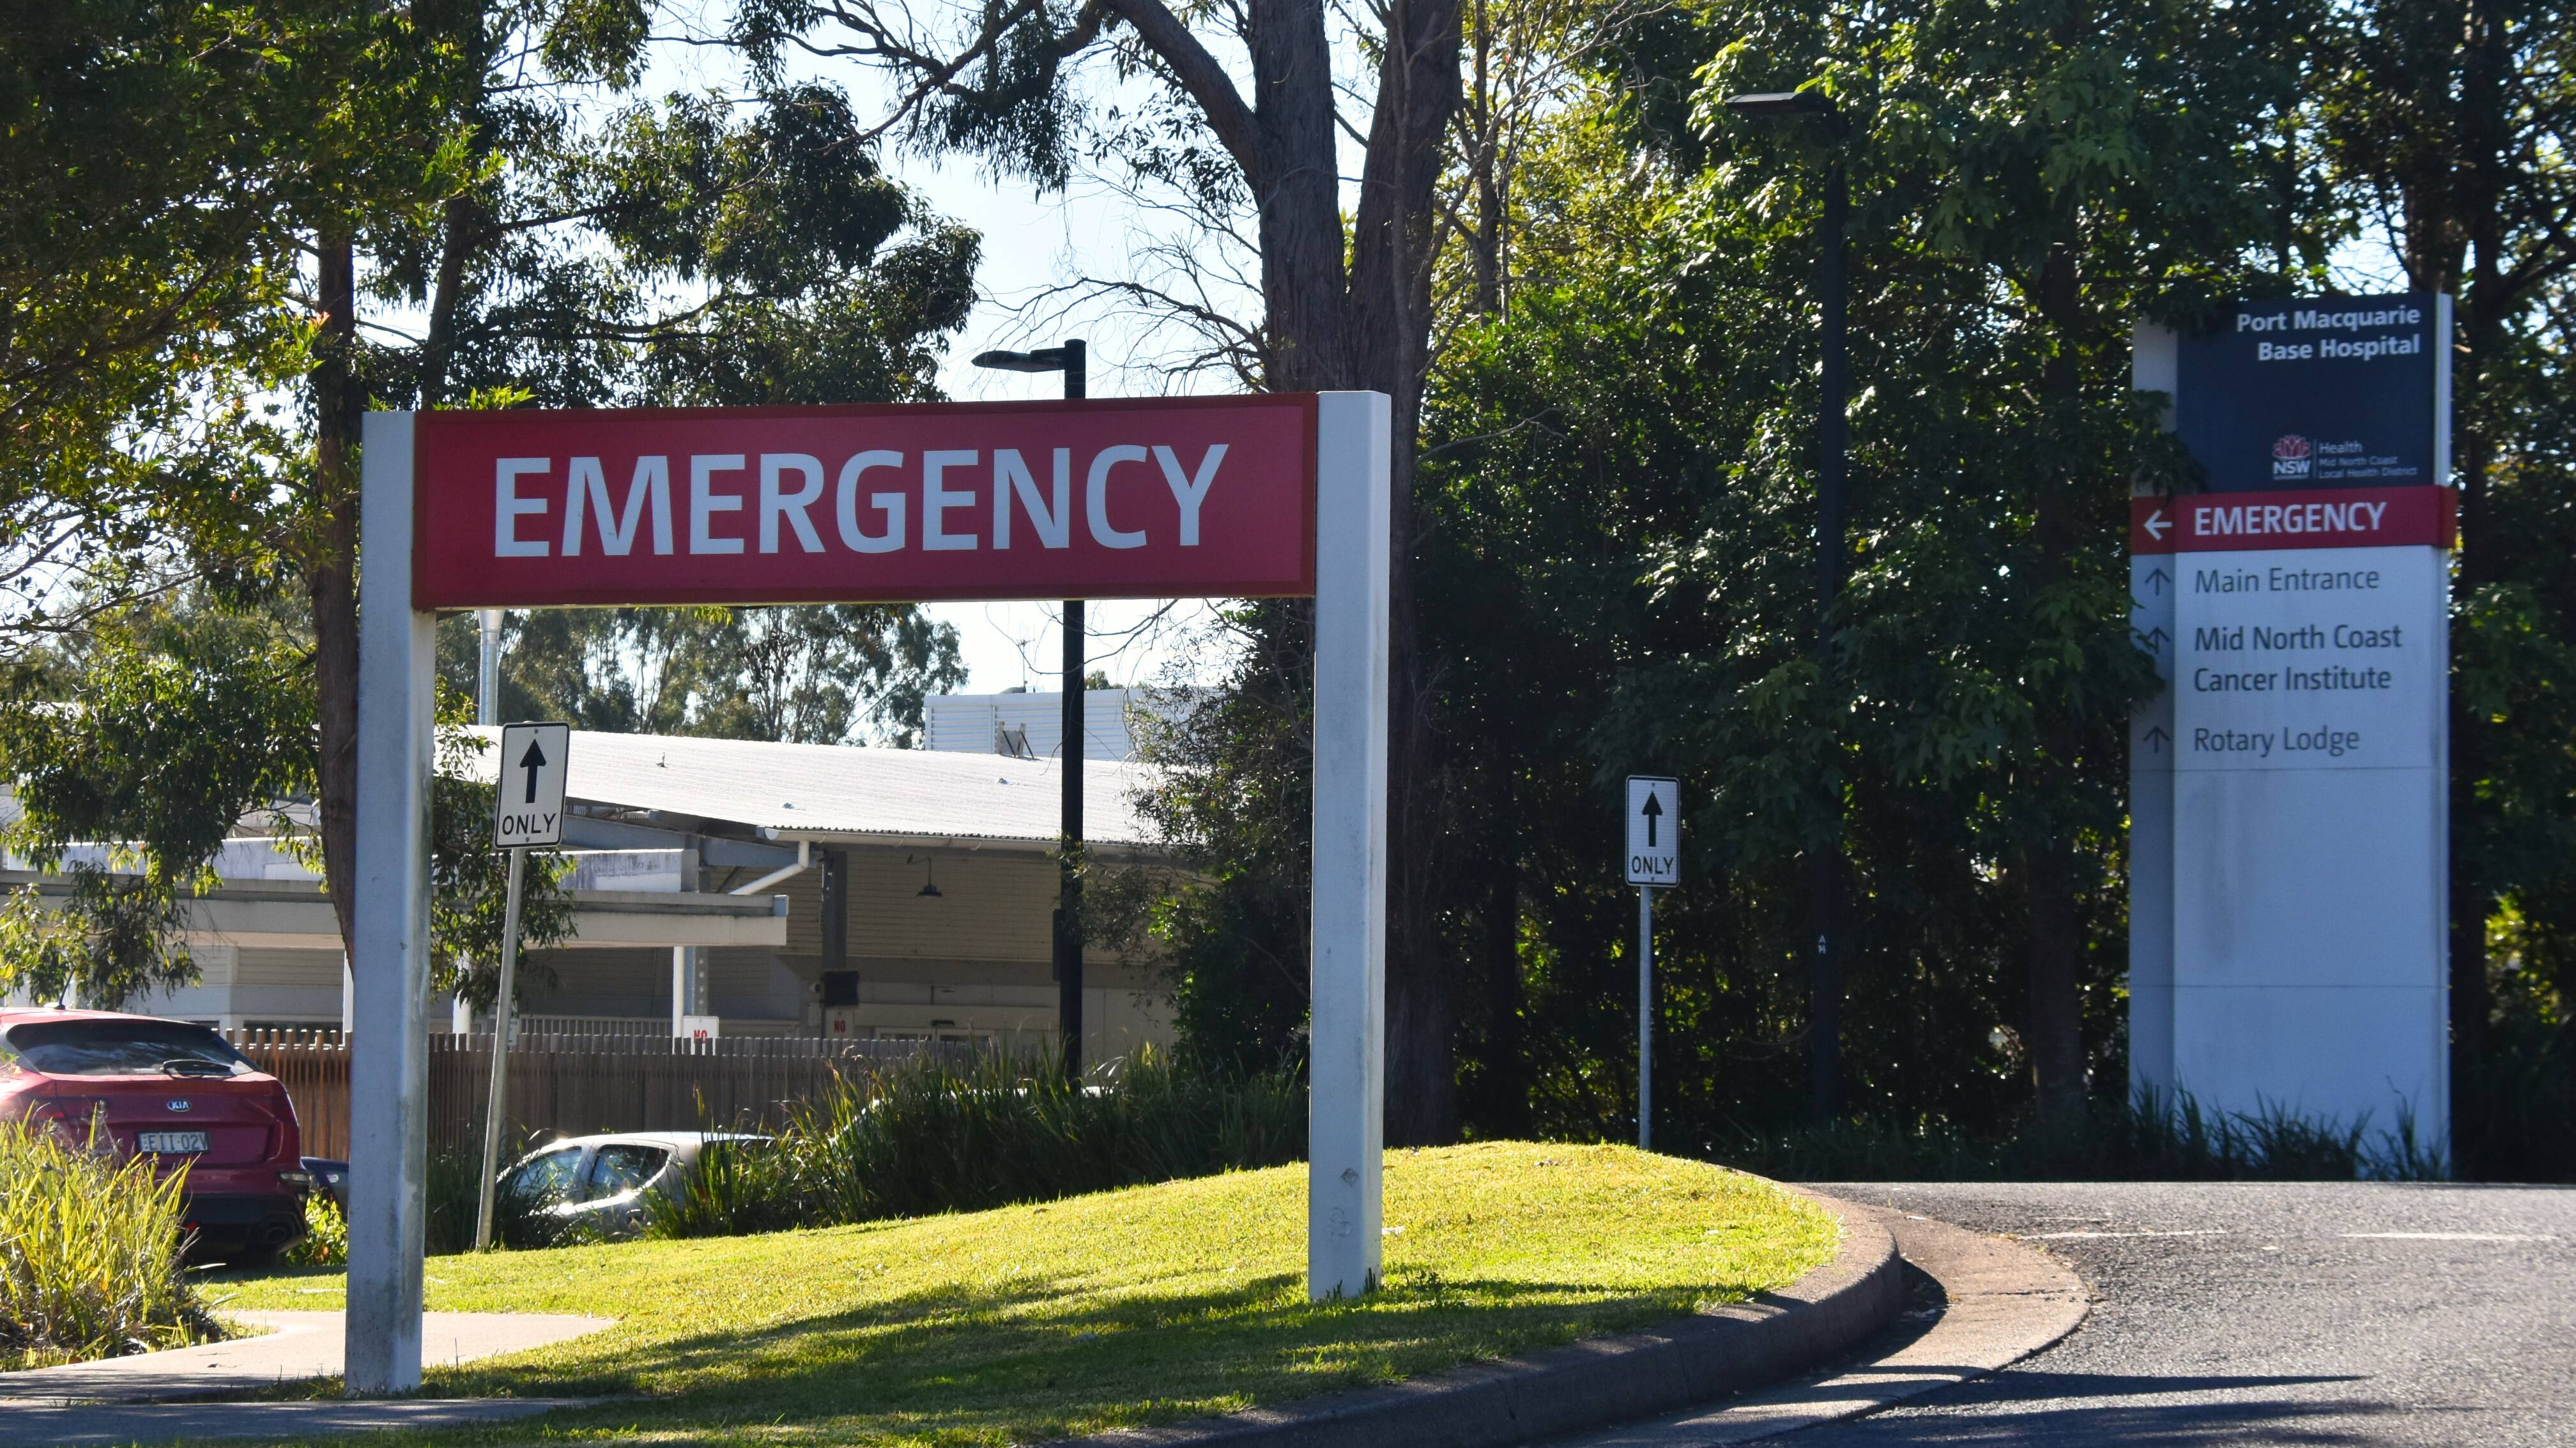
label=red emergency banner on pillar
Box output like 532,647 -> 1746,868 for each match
411,395 -> 1319,607
2129,485 -> 2457,556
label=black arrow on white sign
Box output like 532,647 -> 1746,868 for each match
1641,789 -> 1662,847
517,736 -> 549,804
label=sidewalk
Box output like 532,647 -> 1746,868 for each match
0,1309 -> 612,1447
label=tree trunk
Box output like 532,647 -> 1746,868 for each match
417,195 -> 478,410
309,232 -> 363,957
1125,0 -> 1464,1141
1348,0 -> 1464,1145
1243,0 -> 1351,391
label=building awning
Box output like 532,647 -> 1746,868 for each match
1,873 -> 789,952
459,727 -> 1165,851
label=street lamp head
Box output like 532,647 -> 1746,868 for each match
1723,89 -> 1839,121
972,339 -> 1087,400
972,347 -> 1072,372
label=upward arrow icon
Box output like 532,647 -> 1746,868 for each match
2142,566 -> 2169,597
518,736 -> 549,804
1641,790 -> 1662,847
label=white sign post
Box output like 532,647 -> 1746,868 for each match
1625,776 -> 1679,1150
472,722 -> 567,1253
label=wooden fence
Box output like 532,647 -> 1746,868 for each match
226,1030 -> 943,1161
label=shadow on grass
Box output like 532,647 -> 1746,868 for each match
419,1265 -> 1752,1442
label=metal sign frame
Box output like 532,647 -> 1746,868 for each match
344,393 -> 1389,1392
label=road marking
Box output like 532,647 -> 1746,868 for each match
2339,1231 -> 2558,1243
2021,1230 -> 2228,1240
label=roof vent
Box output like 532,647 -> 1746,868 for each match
995,722 -> 1035,759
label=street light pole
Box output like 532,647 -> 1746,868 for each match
1057,343 -> 1087,1084
1810,152 -> 1848,1124
1725,89 -> 1850,1124
973,340 -> 1089,1083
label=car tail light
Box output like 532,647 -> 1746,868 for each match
26,1098 -> 97,1133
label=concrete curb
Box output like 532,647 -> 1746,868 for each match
1544,1196 -> 2091,1445
1057,1184 -> 1905,1448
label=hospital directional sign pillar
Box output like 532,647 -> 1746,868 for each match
347,392 -> 1388,1392
2130,294 -> 2453,1150
1626,776 -> 1679,1150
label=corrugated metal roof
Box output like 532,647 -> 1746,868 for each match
459,728 -> 1164,849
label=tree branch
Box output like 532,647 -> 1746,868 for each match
1096,0 -> 1266,183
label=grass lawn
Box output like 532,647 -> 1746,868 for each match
211,1141 -> 1839,1445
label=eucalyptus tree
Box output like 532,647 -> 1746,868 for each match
729,0 -> 1482,1138
447,603 -> 967,748
3,1 -> 981,1000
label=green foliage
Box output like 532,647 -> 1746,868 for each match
1108,621 -> 1319,1077
0,1116 -> 218,1368
283,1193 -> 348,1268
443,604 -> 967,750
642,1048 -> 1307,1240
0,597 -> 572,1009
1717,1088 -> 2442,1183
427,708 -> 577,1010
0,604 -> 309,1007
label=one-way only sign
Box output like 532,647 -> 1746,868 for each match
494,722 -> 571,848
1625,776 -> 1680,886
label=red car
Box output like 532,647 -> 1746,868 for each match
0,1007 -> 310,1263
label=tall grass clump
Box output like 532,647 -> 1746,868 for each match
647,1046 -> 1305,1239
1710,1087 -> 2443,1183
0,1118 -> 220,1368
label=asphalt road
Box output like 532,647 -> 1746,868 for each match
1795,1180 -> 2575,1446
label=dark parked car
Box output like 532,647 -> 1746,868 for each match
0,1007 -> 310,1263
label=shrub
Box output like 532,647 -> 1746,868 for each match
645,1046 -> 1306,1240
0,1117 -> 219,1368
1705,1087 -> 2444,1183
283,1192 -> 348,1267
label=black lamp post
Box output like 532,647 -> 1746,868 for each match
971,340 -> 1088,1082
1724,89 -> 1848,1124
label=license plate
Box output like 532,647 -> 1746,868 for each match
137,1131 -> 208,1154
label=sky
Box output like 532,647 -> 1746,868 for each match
640,14 -> 1246,697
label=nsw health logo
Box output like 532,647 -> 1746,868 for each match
2271,434 -> 2312,480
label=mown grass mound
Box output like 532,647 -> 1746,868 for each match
222,1142 -> 1839,1445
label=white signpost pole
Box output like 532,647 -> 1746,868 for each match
472,846 -> 526,1252
471,720 -> 569,1252
1625,775 -> 1680,1152
348,411 -> 433,1395
1636,886 -> 1653,1150
1308,392 -> 1391,1300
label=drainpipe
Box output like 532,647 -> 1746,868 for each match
728,841 -> 811,896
